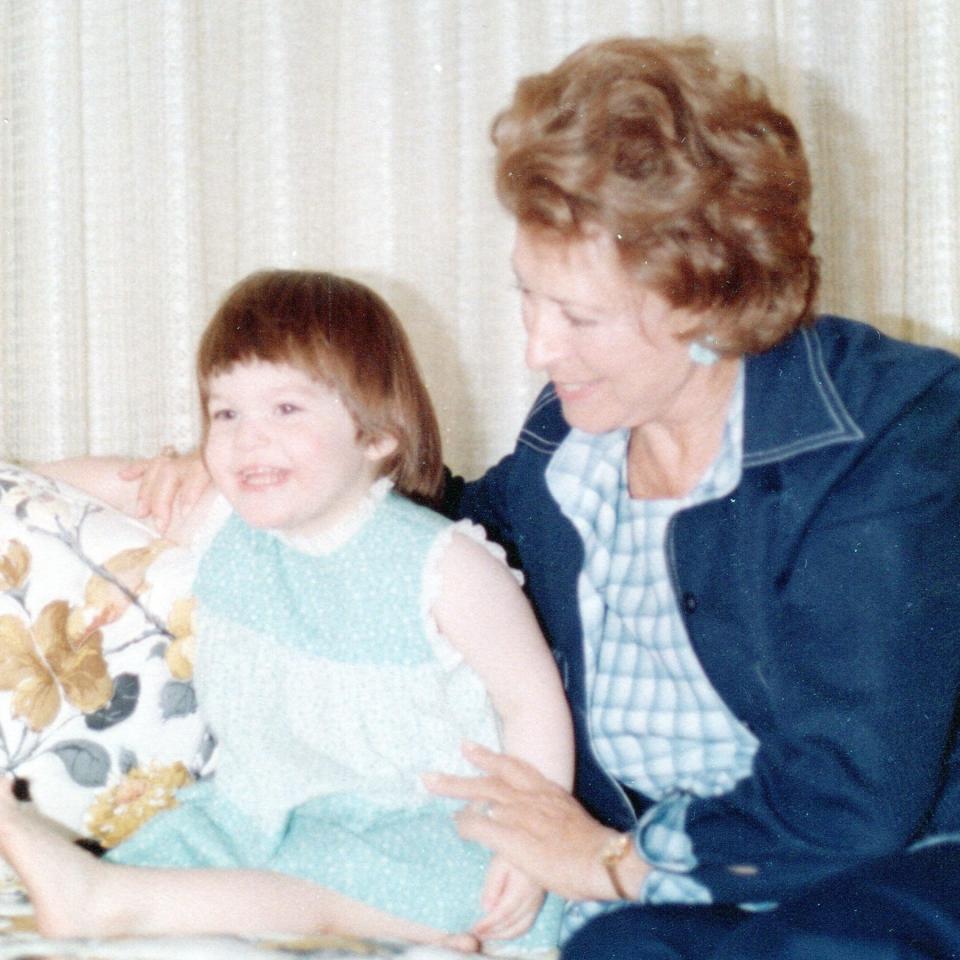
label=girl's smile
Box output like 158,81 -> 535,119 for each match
203,361 -> 395,539
236,467 -> 291,489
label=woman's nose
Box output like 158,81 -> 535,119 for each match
524,309 -> 565,372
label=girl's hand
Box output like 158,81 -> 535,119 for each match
119,448 -> 211,534
472,854 -> 544,943
425,742 -> 649,902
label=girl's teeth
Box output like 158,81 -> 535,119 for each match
242,468 -> 284,485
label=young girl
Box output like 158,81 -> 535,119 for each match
7,270 -> 573,953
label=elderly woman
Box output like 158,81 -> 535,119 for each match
62,35 -> 960,959
422,36 -> 960,959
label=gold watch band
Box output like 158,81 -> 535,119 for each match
600,832 -> 633,900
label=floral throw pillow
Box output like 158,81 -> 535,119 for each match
0,463 -> 212,843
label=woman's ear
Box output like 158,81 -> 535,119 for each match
364,433 -> 399,463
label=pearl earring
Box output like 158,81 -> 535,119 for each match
688,337 -> 720,366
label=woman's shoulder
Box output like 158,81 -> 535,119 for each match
744,315 -> 960,454
812,315 -> 960,376
735,316 -> 960,511
816,317 -> 960,438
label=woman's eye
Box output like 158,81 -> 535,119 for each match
564,311 -> 596,328
277,403 -> 301,416
210,408 -> 235,421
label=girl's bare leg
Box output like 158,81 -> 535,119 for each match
0,786 -> 478,950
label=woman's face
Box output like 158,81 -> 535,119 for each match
512,224 -> 702,435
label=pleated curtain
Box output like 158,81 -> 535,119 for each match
2,0 -> 958,477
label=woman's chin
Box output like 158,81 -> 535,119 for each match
558,404 -> 622,435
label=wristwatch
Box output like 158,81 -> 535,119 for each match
600,831 -> 633,900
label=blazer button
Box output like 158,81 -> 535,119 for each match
759,465 -> 783,493
682,592 -> 698,613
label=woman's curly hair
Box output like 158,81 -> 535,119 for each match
492,37 -> 819,354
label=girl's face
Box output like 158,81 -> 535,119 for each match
513,224 -> 704,435
203,361 -> 395,538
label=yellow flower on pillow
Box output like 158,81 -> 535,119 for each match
164,597 -> 196,681
67,541 -> 172,645
0,539 -> 30,592
86,761 -> 192,848
0,601 -> 113,731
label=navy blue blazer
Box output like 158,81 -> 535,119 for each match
446,316 -> 960,905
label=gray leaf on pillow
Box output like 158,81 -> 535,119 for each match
85,673 -> 141,731
119,748 -> 138,774
160,680 -> 197,719
50,739 -> 111,787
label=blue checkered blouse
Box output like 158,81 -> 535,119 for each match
546,367 -> 759,933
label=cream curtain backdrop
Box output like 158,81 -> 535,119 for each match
2,0 -> 958,476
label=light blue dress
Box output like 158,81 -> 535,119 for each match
107,485 -> 562,947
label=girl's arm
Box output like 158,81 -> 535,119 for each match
31,457 -> 145,518
427,531 -> 649,914
432,530 -> 574,793
432,531 -> 575,940
31,456 -> 216,547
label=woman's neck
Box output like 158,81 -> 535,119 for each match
626,357 -> 740,500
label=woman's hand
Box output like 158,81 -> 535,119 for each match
425,742 -> 649,902
119,448 -> 211,534
472,854 -> 543,943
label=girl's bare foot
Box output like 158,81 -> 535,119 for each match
0,777 -> 123,937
